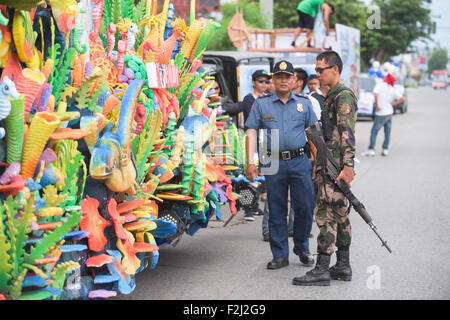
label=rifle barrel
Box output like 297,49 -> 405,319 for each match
368,222 -> 392,253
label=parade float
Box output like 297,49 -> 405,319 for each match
0,0 -> 251,300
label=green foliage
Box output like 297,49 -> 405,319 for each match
361,0 -> 433,66
50,261 -> 80,300
177,71 -> 206,111
428,47 -> 448,73
133,0 -> 146,24
75,71 -> 105,110
54,139 -> 87,208
3,198 -> 19,279
163,113 -> 176,158
273,0 -> 298,28
112,0 -> 122,24
0,207 -> 13,294
0,194 -> 80,299
13,197 -> 36,271
133,109 -> 162,184
47,43 -> 61,85
121,0 -> 134,19
193,20 -> 221,59
177,92 -> 196,127
24,210 -> 82,265
8,269 -> 27,300
101,0 -> 113,48
271,0 -> 433,68
180,138 -> 195,195
87,84 -> 105,113
103,0 -> 113,27
51,47 -> 77,105
61,148 -> 86,206
328,0 -> 367,30
206,0 -> 267,51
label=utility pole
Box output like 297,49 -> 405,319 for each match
260,0 -> 273,30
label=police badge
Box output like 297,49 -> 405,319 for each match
297,103 -> 303,112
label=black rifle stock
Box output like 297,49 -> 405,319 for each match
306,122 -> 392,254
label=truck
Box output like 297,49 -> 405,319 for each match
432,70 -> 448,90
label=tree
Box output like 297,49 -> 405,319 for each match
362,0 -> 434,66
273,0 -> 367,30
206,0 -> 267,51
428,47 -> 449,73
272,0 -> 433,70
273,0 -> 298,28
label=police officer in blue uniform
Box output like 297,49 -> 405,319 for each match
245,60 -> 318,270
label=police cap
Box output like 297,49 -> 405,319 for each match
252,69 -> 271,81
273,60 -> 294,76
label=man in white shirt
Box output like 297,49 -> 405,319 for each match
361,73 -> 405,156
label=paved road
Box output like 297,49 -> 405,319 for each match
118,87 -> 450,300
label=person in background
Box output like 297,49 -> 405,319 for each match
361,73 -> 405,157
242,70 -> 271,124
291,0 -> 335,48
266,77 -> 275,94
307,74 -> 326,109
260,76 -> 275,204
241,70 -> 271,221
209,80 -> 243,118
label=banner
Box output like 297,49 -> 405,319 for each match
335,24 -> 361,96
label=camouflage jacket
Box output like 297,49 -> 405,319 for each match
316,81 -> 358,170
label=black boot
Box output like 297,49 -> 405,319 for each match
329,250 -> 352,281
292,253 -> 331,286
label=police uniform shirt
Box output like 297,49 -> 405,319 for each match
245,91 -> 318,151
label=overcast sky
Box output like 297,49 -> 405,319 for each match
427,0 -> 450,52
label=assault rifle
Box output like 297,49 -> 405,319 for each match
305,122 -> 392,253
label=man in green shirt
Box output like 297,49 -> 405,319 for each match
291,0 -> 334,48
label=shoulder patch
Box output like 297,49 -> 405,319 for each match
339,103 -> 352,115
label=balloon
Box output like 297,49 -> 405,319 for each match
376,70 -> 384,79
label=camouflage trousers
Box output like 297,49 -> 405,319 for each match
314,173 -> 352,255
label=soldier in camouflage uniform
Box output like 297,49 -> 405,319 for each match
293,51 -> 358,286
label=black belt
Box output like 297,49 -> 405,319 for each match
267,147 -> 305,160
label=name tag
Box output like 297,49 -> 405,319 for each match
264,115 -> 275,119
